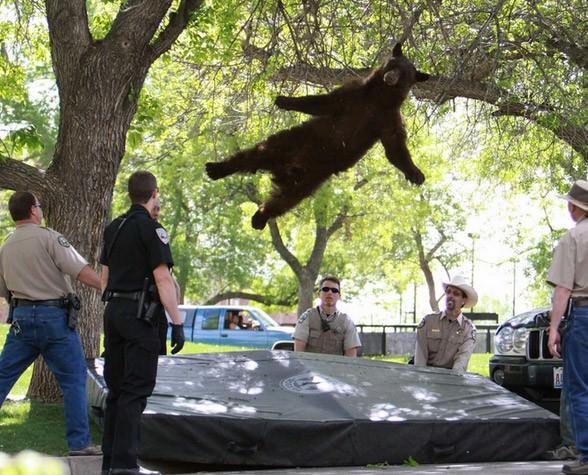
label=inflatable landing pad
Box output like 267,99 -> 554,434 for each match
87,350 -> 559,467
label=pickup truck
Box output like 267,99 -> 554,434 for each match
489,307 -> 562,413
176,305 -> 294,349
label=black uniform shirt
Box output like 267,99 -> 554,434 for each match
100,204 -> 173,291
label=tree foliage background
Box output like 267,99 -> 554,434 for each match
0,0 -> 585,398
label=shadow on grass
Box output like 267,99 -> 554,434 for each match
0,399 -> 102,456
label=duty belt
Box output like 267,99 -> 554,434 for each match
106,291 -> 142,301
13,298 -> 67,308
573,297 -> 588,308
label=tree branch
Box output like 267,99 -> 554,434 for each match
425,233 -> 447,262
268,219 -> 304,276
148,0 -> 205,63
0,157 -> 47,193
45,0 -> 91,97
270,63 -> 587,159
326,212 -> 346,238
203,290 -> 294,307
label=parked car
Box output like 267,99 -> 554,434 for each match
489,307 -> 562,413
174,305 -> 294,349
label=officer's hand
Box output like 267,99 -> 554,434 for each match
547,326 -> 561,358
171,324 -> 185,355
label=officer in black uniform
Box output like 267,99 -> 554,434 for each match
99,171 -> 185,475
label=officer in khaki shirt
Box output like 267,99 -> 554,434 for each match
294,275 -> 361,356
0,191 -> 101,456
547,180 -> 588,475
414,275 -> 477,375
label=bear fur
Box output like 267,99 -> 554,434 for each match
205,43 -> 430,230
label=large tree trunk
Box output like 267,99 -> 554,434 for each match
27,60 -> 135,400
21,0 -> 205,401
296,272 -> 315,316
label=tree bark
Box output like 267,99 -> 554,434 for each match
413,228 -> 447,313
267,212 -> 346,316
1,0 -> 204,402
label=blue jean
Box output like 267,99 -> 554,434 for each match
564,305 -> 588,461
0,305 -> 90,450
560,378 -> 575,446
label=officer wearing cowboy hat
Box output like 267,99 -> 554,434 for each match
414,275 -> 478,375
547,179 -> 588,475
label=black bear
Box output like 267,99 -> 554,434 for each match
206,43 -> 430,230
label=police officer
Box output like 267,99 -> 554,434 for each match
414,275 -> 477,375
0,191 -> 102,456
547,180 -> 588,475
293,275 -> 361,356
100,171 -> 185,475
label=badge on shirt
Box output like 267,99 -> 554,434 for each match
156,228 -> 169,245
298,313 -> 308,324
57,236 -> 70,248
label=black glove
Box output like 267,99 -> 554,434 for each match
170,324 -> 185,355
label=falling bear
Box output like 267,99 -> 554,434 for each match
205,43 -> 430,230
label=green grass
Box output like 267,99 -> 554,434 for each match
0,324 -> 492,456
368,352 -> 491,377
0,325 -> 252,456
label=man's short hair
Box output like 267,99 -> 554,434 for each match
8,191 -> 36,221
128,171 -> 157,204
319,275 -> 340,289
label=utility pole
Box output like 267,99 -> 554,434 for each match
512,259 -> 517,317
467,232 -> 478,312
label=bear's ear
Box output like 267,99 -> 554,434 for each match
415,71 -> 430,82
392,42 -> 403,57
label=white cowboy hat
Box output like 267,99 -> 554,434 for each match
559,180 -> 588,212
442,275 -> 478,308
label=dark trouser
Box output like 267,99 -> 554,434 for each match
101,299 -> 160,471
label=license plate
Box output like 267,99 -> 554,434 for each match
553,367 -> 563,389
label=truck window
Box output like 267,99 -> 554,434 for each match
202,309 -> 220,330
240,310 -> 263,331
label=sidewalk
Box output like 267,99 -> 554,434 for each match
61,456 -> 566,475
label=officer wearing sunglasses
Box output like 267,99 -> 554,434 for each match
293,275 -> 361,356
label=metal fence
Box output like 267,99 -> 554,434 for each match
357,323 -> 499,356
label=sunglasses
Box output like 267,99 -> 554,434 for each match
320,286 -> 340,294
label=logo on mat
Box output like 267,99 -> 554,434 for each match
280,372 -> 358,395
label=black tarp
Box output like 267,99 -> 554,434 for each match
87,350 -> 559,467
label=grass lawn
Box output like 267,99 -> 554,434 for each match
0,324 -> 491,455
370,352 -> 491,378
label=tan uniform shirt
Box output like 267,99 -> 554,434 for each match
0,224 -> 88,300
547,217 -> 588,297
293,307 -> 361,354
414,311 -> 476,375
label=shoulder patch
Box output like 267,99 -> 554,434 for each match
417,317 -> 426,329
297,313 -> 309,324
57,236 -> 71,247
156,227 -> 170,245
